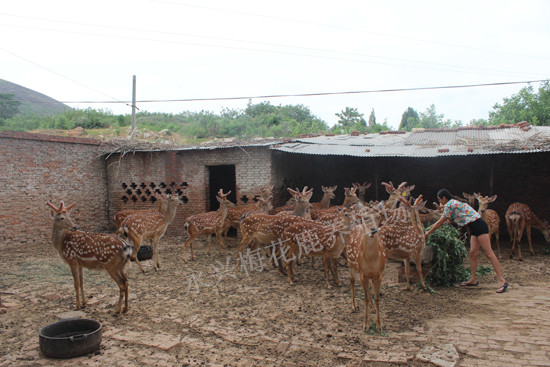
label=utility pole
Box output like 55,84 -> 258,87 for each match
129,75 -> 137,139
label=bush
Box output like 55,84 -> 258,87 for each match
425,224 -> 469,287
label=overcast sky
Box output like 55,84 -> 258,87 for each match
2,0 -> 549,129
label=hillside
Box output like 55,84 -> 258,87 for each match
0,79 -> 71,115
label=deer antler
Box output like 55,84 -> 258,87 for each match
218,189 -> 231,198
47,201 -> 76,213
396,182 -> 408,191
301,186 -> 313,196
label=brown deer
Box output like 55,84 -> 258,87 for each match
236,187 -> 313,259
281,207 -> 355,288
47,201 -> 132,314
346,209 -> 385,331
222,195 -> 272,240
462,192 -> 480,210
381,181 -> 415,209
114,194 -> 169,237
182,189 -> 234,261
506,202 -> 550,261
418,202 -> 443,226
311,186 -> 360,222
475,194 -> 501,258
378,195 -> 427,290
352,181 -> 371,202
311,185 -> 337,210
120,194 -> 181,272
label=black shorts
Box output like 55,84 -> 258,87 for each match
467,218 -> 489,237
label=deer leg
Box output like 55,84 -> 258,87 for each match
350,270 -> 357,311
495,232 -> 501,259
373,275 -> 382,332
322,257 -> 331,289
517,227 -> 525,261
215,231 -> 223,254
107,266 -> 128,314
286,260 -> 294,285
70,265 -> 82,310
526,227 -> 535,256
182,237 -> 195,262
132,239 -> 145,272
77,266 -> 87,307
403,259 -> 411,290
414,253 -> 426,290
153,237 -> 160,271
361,274 -> 371,331
329,258 -> 341,286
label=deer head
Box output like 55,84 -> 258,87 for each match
47,201 -> 78,232
474,193 -> 497,215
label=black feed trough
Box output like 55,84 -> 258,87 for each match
39,318 -> 102,358
131,245 -> 153,261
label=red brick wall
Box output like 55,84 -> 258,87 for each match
0,132 -> 109,247
105,146 -> 273,236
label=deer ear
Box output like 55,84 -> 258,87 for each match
489,195 -> 497,202
364,182 -> 371,189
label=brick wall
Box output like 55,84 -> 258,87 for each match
105,146 -> 273,236
0,132 -> 109,247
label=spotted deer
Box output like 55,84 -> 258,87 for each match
222,192 -> 273,239
346,209 -> 385,331
236,187 -> 313,259
311,187 -> 360,223
47,201 -> 132,314
475,194 -> 501,258
114,194 -> 169,238
121,194 -> 181,272
381,181 -> 415,209
280,207 -> 355,288
506,202 -> 550,261
352,181 -> 371,202
182,189 -> 234,261
378,195 -> 427,290
311,185 -> 337,210
418,202 -> 443,226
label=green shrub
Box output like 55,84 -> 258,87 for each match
425,224 -> 469,287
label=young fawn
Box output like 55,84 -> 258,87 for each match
47,201 -> 132,314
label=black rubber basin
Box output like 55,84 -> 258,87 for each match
136,245 -> 153,261
39,318 -> 102,358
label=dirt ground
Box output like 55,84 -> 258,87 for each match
1,235 -> 550,366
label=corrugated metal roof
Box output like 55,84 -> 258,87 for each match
272,125 -> 550,158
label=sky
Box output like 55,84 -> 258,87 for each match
1,0 -> 550,129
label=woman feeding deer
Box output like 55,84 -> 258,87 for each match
424,189 -> 508,294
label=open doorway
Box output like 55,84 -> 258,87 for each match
207,164 -> 237,209
208,165 -> 237,236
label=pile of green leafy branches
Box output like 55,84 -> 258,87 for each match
425,224 -> 469,287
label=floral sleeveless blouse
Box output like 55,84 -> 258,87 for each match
441,199 -> 480,226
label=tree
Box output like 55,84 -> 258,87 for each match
335,107 -> 366,127
0,93 -> 21,120
399,107 -> 420,131
368,108 -> 376,127
489,80 -> 550,126
419,104 -> 445,129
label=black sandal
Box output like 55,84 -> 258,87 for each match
496,282 -> 509,293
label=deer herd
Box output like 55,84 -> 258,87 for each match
47,181 -> 549,332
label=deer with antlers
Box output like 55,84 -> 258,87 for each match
182,189 -> 234,261
474,194 -> 501,258
346,208 -> 385,331
221,187 -> 273,240
506,202 -> 550,261
352,181 -> 371,203
378,195 -> 427,290
310,185 -> 337,210
120,194 -> 181,272
236,187 -> 313,260
381,181 -> 415,209
47,201 -> 132,314
280,207 -> 355,288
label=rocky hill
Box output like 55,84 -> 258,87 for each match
0,79 -> 71,115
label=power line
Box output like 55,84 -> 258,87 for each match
57,79 -> 547,105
